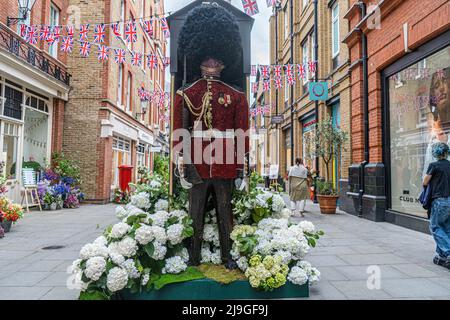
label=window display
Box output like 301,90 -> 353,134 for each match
389,46 -> 449,217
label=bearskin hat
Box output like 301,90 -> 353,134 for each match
178,4 -> 243,87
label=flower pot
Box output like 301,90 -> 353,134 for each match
0,220 -> 12,233
317,195 -> 339,214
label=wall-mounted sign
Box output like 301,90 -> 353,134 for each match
309,82 -> 329,101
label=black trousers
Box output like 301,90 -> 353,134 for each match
188,178 -> 234,265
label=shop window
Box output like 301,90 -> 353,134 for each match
4,86 -> 23,120
2,122 -> 20,180
388,46 -> 450,218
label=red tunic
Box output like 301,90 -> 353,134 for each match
173,78 -> 250,179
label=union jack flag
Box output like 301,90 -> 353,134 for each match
252,82 -> 258,94
287,75 -> 296,86
160,18 -> 170,39
111,23 -> 122,40
273,65 -> 283,78
60,37 -> 73,53
131,52 -> 142,67
67,25 -> 75,39
251,65 -> 258,77
263,80 -> 270,92
297,63 -> 306,79
143,20 -> 154,38
308,61 -> 317,74
125,22 -> 137,43
260,65 -> 270,79
285,64 -> 294,77
266,0 -> 280,7
27,26 -> 38,45
97,45 -> 109,61
79,42 -> 91,57
274,77 -> 283,89
242,0 -> 259,16
114,49 -> 126,64
147,54 -> 157,69
40,26 -> 51,40
94,24 -> 106,43
80,24 -> 90,41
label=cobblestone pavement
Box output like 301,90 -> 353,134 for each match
0,202 -> 449,300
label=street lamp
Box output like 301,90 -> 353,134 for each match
7,0 -> 36,27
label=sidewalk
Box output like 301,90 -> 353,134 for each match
0,202 -> 449,300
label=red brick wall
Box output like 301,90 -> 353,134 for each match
347,0 -> 450,163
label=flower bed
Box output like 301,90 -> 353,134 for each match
70,172 -> 323,300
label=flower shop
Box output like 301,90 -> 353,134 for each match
69,165 -> 324,300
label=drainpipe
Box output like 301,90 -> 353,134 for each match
357,0 -> 369,218
290,0 -> 294,166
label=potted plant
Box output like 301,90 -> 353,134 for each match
304,117 -> 348,214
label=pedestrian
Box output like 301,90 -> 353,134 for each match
423,142 -> 450,269
288,158 -> 309,217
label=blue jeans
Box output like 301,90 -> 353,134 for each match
430,197 -> 450,258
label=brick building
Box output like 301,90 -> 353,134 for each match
0,0 -> 70,202
344,0 -> 449,232
65,0 -> 167,203
266,0 -> 352,191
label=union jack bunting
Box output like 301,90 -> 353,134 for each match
308,61 -> 317,74
274,77 -> 283,89
97,45 -> 109,61
79,42 -> 91,58
66,25 -> 75,39
40,26 -> 51,40
266,0 -> 280,7
143,20 -> 154,38
273,65 -> 283,78
80,24 -> 90,41
125,22 -> 137,43
160,18 -> 170,39
94,24 -> 106,43
27,26 -> 38,45
260,65 -> 270,79
147,54 -> 157,69
287,75 -> 296,86
251,65 -> 258,77
263,80 -> 270,92
114,49 -> 126,64
252,82 -> 258,94
297,63 -> 306,79
111,23 -> 122,40
60,37 -> 74,53
285,64 -> 294,77
242,0 -> 259,16
131,52 -> 142,67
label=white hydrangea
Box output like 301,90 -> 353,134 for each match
237,256 -> 249,271
135,225 -> 154,245
299,221 -> 315,234
162,256 -> 187,274
176,248 -> 190,263
288,266 -> 308,286
151,226 -> 167,243
149,211 -> 169,227
115,206 -> 128,220
271,194 -> 286,212
110,222 -> 131,239
121,259 -> 140,279
117,237 -> 138,257
167,224 -> 184,245
93,236 -> 108,247
79,243 -> 109,260
130,192 -> 151,210
151,242 -> 167,260
84,257 -> 107,281
106,267 -> 128,292
155,199 -> 169,212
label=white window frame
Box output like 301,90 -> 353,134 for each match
331,3 -> 340,58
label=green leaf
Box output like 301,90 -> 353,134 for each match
152,267 -> 205,290
79,290 -> 109,300
143,243 -> 155,258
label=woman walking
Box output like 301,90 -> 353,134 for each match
423,142 -> 450,269
288,158 -> 309,217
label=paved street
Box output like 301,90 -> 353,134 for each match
0,202 -> 449,300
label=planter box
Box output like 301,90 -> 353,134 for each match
119,279 -> 309,300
